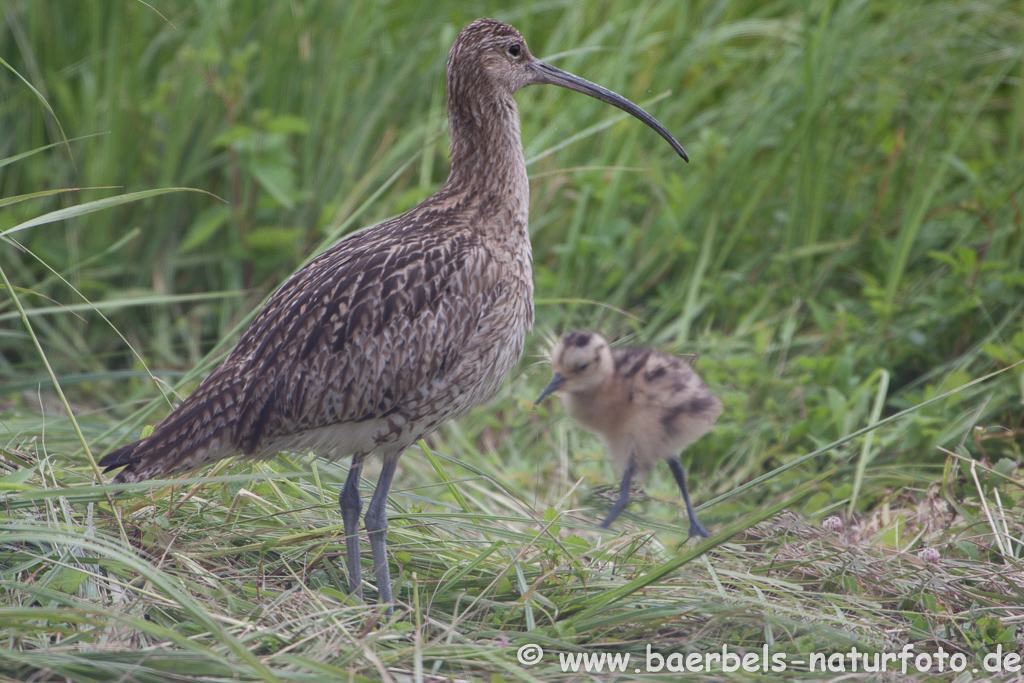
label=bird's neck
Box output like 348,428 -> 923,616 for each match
444,91 -> 529,208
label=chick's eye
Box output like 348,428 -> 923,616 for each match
508,43 -> 521,57
577,362 -> 590,371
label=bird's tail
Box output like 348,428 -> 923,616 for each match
98,440 -> 145,483
98,413 -> 236,484
98,367 -> 245,484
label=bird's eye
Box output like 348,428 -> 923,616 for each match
508,43 -> 522,57
577,362 -> 590,371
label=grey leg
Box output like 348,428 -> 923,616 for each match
339,458 -> 365,597
600,461 -> 635,529
364,451 -> 401,616
667,455 -> 709,538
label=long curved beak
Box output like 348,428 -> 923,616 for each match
527,60 -> 688,162
534,373 -> 567,406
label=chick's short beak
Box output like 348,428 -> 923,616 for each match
534,373 -> 567,406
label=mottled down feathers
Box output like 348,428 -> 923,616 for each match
544,330 -> 722,474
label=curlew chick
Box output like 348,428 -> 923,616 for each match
536,331 -> 721,537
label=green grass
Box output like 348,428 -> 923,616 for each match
2,0 -> 1024,680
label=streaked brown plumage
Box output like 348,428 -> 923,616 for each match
536,331 -> 721,537
100,19 -> 688,615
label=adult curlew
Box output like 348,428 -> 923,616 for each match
536,331 -> 721,537
99,19 -> 688,615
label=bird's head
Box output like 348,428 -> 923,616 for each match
536,330 -> 614,405
449,18 -> 688,161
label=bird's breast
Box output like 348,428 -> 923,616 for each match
458,235 -> 533,407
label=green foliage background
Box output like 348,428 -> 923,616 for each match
2,0 -> 1023,680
